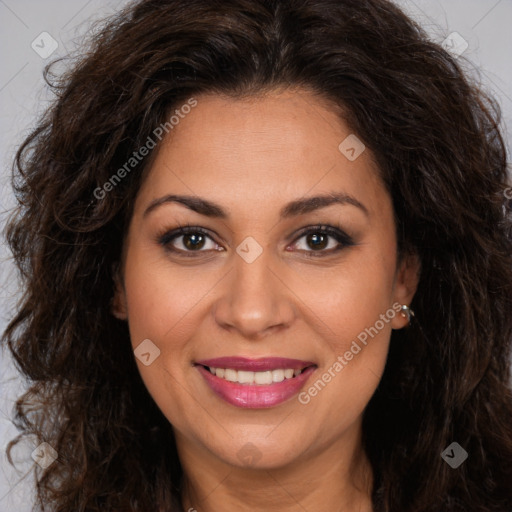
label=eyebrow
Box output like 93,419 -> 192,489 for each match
142,192 -> 369,219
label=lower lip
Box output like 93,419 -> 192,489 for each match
196,365 -> 316,408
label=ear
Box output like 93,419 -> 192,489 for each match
391,251 -> 421,330
111,262 -> 128,320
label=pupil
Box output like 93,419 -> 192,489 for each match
184,233 -> 204,250
308,233 -> 327,250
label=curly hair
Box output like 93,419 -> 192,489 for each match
3,0 -> 512,511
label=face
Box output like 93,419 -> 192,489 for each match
113,89 -> 419,472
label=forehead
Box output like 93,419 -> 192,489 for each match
134,90 -> 390,222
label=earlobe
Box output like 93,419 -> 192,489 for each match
391,251 -> 421,330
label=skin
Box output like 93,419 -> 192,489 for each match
112,88 -> 420,512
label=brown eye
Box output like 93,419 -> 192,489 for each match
158,227 -> 220,255
291,225 -> 354,256
158,224 -> 354,258
304,232 -> 329,250
181,233 -> 206,250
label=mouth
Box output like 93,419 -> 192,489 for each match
194,357 -> 317,408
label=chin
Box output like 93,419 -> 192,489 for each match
216,436 -> 309,470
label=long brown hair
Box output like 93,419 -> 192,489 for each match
3,0 -> 512,510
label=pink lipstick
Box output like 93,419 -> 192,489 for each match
195,357 -> 317,408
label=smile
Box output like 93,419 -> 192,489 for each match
205,367 -> 303,385
194,357 -> 317,408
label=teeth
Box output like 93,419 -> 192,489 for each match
255,371 -> 272,385
237,371 -> 254,384
206,366 -> 305,385
272,369 -> 284,382
225,368 -> 237,382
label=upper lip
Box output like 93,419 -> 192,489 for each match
195,357 -> 316,372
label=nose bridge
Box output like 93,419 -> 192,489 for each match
213,241 -> 295,338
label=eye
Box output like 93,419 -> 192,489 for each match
290,225 -> 354,256
157,225 -> 222,256
157,223 -> 354,257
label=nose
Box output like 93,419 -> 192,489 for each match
212,248 -> 297,341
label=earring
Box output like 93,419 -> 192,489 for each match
400,304 -> 415,323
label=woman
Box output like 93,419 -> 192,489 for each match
3,0 -> 512,510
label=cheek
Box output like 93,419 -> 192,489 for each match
122,243 -> 211,349
291,241 -> 396,355
297,315 -> 393,442
121,264 -> 197,432
121,244 -> 224,429
291,243 -> 396,429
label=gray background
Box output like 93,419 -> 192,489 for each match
1,0 -> 511,509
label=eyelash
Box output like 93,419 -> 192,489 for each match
156,222 -> 355,258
